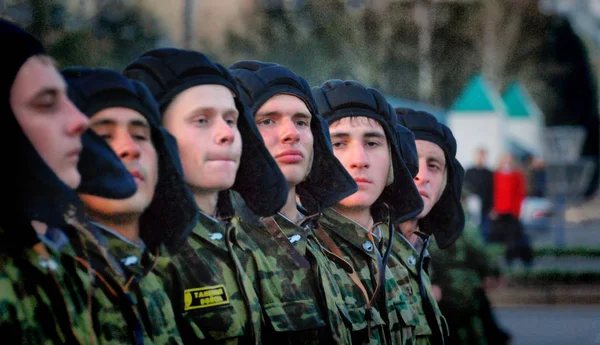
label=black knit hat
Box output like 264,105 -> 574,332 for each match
312,80 -> 423,224
1,19 -> 44,98
396,123 -> 418,178
62,67 -> 198,253
0,19 -> 136,241
123,48 -> 287,217
396,107 -> 465,249
229,61 -> 358,214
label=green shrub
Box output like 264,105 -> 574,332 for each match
507,269 -> 600,284
533,246 -> 600,258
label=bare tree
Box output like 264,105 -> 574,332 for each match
479,0 -> 533,87
414,1 -> 434,102
182,0 -> 193,49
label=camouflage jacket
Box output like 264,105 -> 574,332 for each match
304,226 -> 354,345
233,211 -> 331,344
0,225 -> 98,345
387,233 -> 446,345
429,214 -> 500,307
90,224 -> 183,345
317,208 -> 418,345
428,215 -> 499,345
157,212 -> 262,345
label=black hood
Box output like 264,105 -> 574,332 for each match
395,123 -> 419,178
312,80 -> 423,224
396,108 -> 465,249
62,67 -> 198,253
229,60 -> 357,214
0,19 -> 136,247
123,48 -> 287,217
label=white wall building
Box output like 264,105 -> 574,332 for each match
447,74 -> 509,169
503,81 -> 545,158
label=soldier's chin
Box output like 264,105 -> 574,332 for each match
417,203 -> 434,220
200,178 -> 236,193
57,167 -> 81,190
205,161 -> 238,177
336,192 -> 375,211
280,165 -> 308,187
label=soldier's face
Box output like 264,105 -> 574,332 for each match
163,84 -> 242,193
414,140 -> 447,219
10,55 -> 89,189
255,94 -> 314,188
80,108 -> 158,217
329,117 -> 390,211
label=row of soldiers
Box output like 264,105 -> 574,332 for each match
1,18 -> 468,345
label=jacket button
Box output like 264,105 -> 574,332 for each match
407,255 -> 417,266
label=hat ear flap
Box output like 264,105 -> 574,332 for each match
441,124 -> 458,158
421,156 -> 465,248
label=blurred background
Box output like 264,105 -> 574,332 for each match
2,0 -> 600,344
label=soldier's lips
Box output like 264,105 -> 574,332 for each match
205,158 -> 237,168
205,153 -> 237,163
129,169 -> 145,183
66,146 -> 82,161
206,156 -> 236,162
275,149 -> 304,164
354,177 -> 372,186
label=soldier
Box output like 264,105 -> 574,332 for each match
312,80 -> 424,345
393,108 -> 466,345
229,61 -> 359,344
124,49 -> 291,344
429,187 -> 510,345
0,19 -> 137,344
62,67 -> 198,345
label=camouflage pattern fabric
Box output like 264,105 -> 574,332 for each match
233,212 -> 329,344
318,207 -> 418,345
98,226 -> 183,345
73,225 -> 152,345
387,232 -> 445,345
429,211 -> 500,345
157,212 -> 262,345
53,219 -> 181,345
0,225 -> 98,345
304,232 -> 354,345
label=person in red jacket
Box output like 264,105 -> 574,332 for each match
491,153 -> 533,267
493,153 -> 526,218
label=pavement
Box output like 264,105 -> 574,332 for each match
494,305 -> 600,345
525,216 -> 600,248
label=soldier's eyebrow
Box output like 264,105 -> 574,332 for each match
90,118 -> 117,128
128,119 -> 150,129
255,110 -> 281,118
363,131 -> 386,140
188,106 -> 239,118
330,131 -> 350,139
293,112 -> 312,119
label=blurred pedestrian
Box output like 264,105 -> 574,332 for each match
465,147 -> 494,243
491,153 -> 532,268
525,155 -> 547,198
